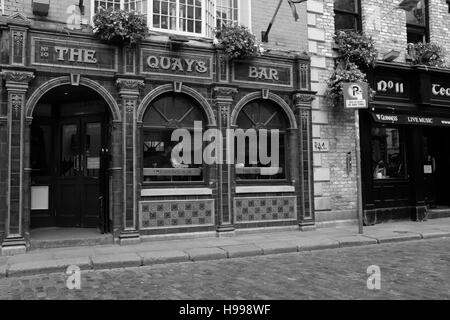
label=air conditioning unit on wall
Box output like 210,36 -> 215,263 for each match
32,0 -> 50,16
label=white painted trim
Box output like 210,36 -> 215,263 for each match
235,186 -> 295,194
141,188 -> 213,197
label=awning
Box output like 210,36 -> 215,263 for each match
371,112 -> 450,127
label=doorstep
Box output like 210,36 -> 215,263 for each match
0,218 -> 449,278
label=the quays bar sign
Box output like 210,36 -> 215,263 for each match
372,112 -> 450,127
141,49 -> 213,80
31,37 -> 118,72
232,61 -> 293,87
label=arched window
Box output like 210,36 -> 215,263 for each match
142,93 -> 206,183
235,99 -> 288,181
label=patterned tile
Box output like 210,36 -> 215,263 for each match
234,196 -> 297,223
140,200 -> 215,229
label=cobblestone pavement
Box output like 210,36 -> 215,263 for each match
0,238 -> 449,300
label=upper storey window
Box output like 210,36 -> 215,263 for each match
406,0 -> 428,43
334,0 -> 361,32
92,0 -> 251,38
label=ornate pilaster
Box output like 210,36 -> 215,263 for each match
7,14 -> 31,67
1,70 -> 34,255
213,86 -> 238,235
293,92 -> 316,230
116,78 -> 144,245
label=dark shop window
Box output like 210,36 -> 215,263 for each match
371,126 -> 407,180
235,99 -> 288,181
142,93 -> 206,183
334,0 -> 361,32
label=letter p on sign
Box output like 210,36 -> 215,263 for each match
367,265 -> 381,290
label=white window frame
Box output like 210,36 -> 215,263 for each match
1,0 -> 4,15
90,0 -> 252,39
91,0 -> 146,21
149,0 -> 207,37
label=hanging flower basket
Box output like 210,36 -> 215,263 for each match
327,30 -> 378,106
93,8 -> 148,47
214,25 -> 265,60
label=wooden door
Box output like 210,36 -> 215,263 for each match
56,116 -> 104,228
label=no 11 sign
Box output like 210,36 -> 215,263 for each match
343,82 -> 369,109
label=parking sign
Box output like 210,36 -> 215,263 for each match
343,82 -> 369,109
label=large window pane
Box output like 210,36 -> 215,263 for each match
142,94 -> 206,183
334,13 -> 358,31
235,99 -> 288,181
371,127 -> 407,180
334,0 -> 357,12
334,0 -> 360,31
406,0 -> 426,26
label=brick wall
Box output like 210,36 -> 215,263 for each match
429,0 -> 450,65
310,0 -> 450,227
251,0 -> 308,53
307,0 -> 358,227
361,0 -> 407,62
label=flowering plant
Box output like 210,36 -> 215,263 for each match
327,63 -> 371,105
334,30 -> 378,68
327,31 -> 377,106
214,25 -> 264,60
407,42 -> 447,67
93,8 -> 148,46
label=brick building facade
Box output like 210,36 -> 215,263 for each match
310,0 -> 450,226
0,0 -> 317,255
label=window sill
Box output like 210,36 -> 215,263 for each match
141,187 -> 213,197
235,186 -> 295,194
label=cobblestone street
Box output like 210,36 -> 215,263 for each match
0,238 -> 449,300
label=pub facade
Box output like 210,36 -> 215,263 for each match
0,1 -> 315,254
362,63 -> 450,224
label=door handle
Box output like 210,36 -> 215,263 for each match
74,155 -> 79,172
80,154 -> 84,172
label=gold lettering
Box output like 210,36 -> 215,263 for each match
270,69 -> 279,81
160,57 -> 171,70
69,48 -> 83,62
249,66 -> 259,78
85,50 -> 97,64
172,58 -> 184,71
185,59 -> 195,72
54,46 -> 69,61
195,61 -> 208,73
147,56 -> 159,68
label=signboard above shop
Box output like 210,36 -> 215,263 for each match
31,37 -> 118,72
140,48 -> 213,80
232,60 -> 293,87
371,112 -> 450,127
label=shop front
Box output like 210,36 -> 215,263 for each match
361,62 -> 450,224
0,15 -> 315,254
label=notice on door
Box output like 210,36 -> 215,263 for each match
87,157 -> 100,170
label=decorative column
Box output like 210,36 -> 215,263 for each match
1,70 -> 35,255
293,93 -> 316,230
213,87 -> 238,235
116,78 -> 144,245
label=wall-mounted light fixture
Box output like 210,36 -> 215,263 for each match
32,0 -> 50,16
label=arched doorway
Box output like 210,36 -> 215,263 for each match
30,84 -> 112,232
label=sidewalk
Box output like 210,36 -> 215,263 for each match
1,218 -> 450,278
